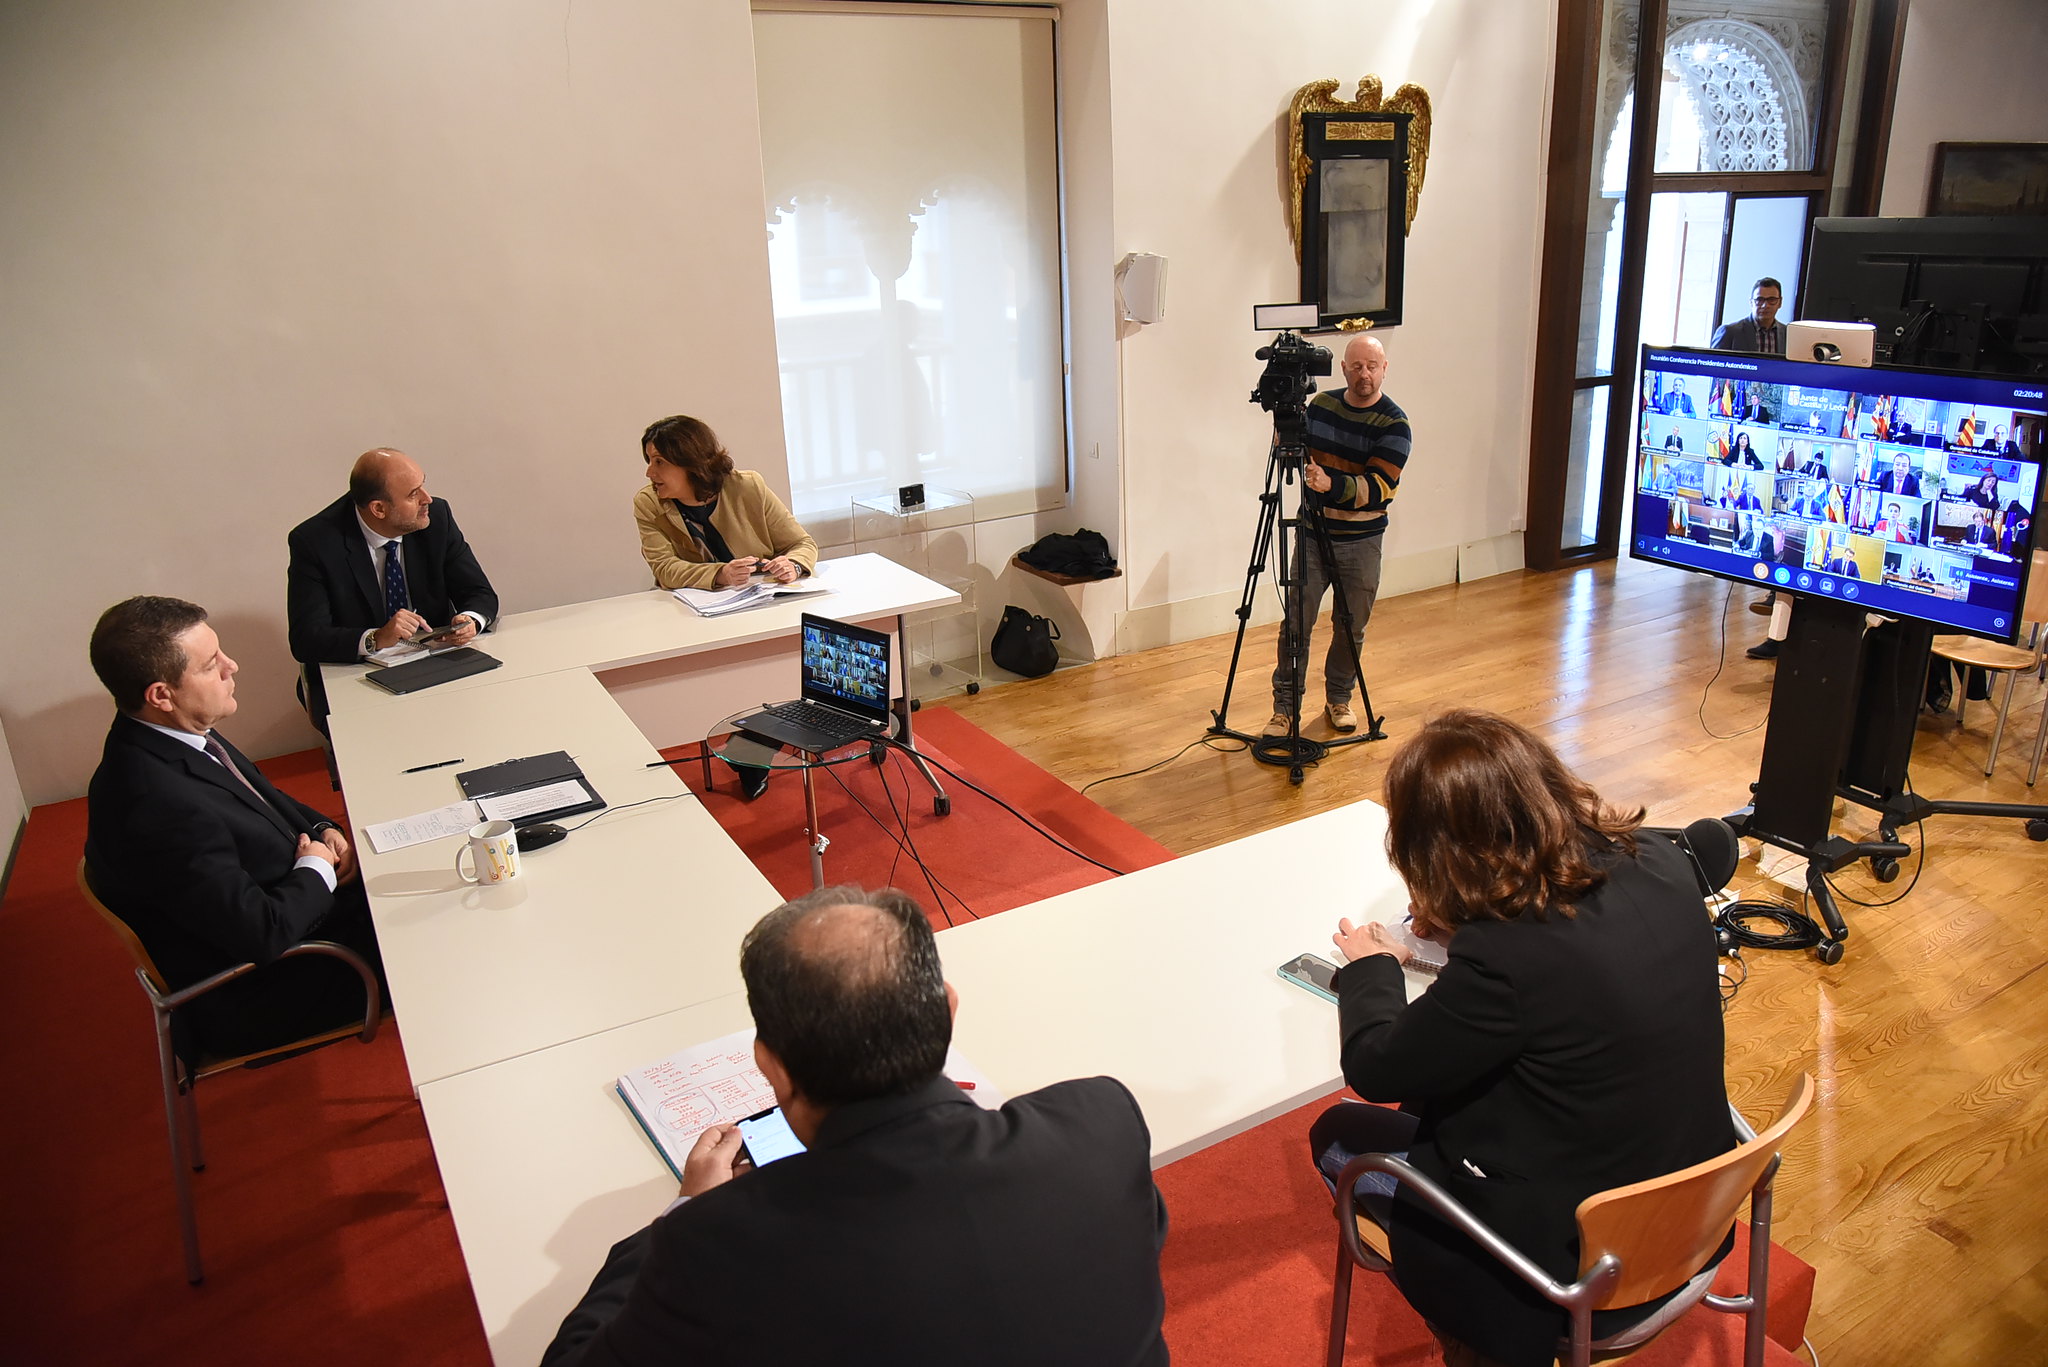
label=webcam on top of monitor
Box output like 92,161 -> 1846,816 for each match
1788,319 -> 1876,367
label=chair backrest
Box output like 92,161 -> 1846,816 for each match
2025,549 -> 2048,634
76,858 -> 170,996
1574,1074 -> 1814,1308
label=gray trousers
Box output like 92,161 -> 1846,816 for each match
1272,531 -> 1383,711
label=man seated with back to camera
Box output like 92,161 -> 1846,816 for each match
542,885 -> 1170,1367
85,596 -> 384,1059
1266,333 -> 1412,738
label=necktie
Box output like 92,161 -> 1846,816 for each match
384,539 -> 409,618
202,733 -> 274,813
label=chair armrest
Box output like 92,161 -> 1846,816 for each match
1729,1100 -> 1757,1143
278,940 -> 384,1042
1331,1152 -> 1620,1310
158,960 -> 263,1011
155,941 -> 382,1045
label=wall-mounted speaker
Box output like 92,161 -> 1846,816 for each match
1116,252 -> 1168,325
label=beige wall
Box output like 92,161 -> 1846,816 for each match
1102,0 -> 1551,635
1880,0 -> 2048,216
1,0 -> 1554,803
0,0 -> 788,803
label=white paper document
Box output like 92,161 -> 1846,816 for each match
475,778 -> 592,823
670,580 -> 831,618
365,800 -> 483,853
616,1026 -> 1004,1181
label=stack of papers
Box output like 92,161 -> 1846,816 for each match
671,580 -> 829,617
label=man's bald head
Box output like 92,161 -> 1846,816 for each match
741,886 -> 950,1108
349,447 -> 433,535
1341,334 -> 1389,406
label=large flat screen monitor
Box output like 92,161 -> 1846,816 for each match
1631,346 -> 2043,644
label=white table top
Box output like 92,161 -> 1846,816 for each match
939,800 -> 1414,1165
330,670 -> 784,1089
416,799 -> 1416,1365
322,552 -> 958,717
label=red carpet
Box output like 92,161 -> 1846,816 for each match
0,715 -> 1811,1366
673,705 -> 1175,924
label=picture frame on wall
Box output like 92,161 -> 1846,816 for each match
1927,142 -> 2048,218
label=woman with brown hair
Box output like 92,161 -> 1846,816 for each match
634,415 -> 818,591
1311,710 -> 1734,1367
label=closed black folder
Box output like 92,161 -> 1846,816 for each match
363,647 -> 503,695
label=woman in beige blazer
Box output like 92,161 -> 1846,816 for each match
634,416 -> 819,591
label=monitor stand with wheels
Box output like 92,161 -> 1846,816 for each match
1724,594 -> 2048,964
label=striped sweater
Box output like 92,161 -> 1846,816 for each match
1303,389 -> 1412,540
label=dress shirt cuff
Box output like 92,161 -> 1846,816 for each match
359,629 -> 379,660
660,1193 -> 690,1218
457,610 -> 488,633
295,855 -> 339,893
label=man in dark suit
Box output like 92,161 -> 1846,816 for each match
1709,277 -> 1786,355
84,596 -> 382,1059
287,448 -> 498,727
543,886 -> 1169,1367
1986,424 -> 2022,456
1875,453 -> 1923,497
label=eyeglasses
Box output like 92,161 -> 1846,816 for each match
1754,295 -> 1782,305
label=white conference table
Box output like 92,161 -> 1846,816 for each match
417,805 -> 1417,1366
322,553 -> 957,748
329,669 -> 784,1090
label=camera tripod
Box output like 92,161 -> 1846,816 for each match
1209,438 -> 1387,782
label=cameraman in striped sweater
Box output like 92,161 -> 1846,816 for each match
1267,334 -> 1412,737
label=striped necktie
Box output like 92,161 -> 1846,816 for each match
202,733 -> 274,812
384,539 -> 409,618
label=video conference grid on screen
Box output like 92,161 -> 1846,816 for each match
802,623 -> 890,710
1632,348 -> 2043,642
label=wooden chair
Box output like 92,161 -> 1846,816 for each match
1326,1075 -> 1815,1367
76,860 -> 383,1284
1929,549 -> 2048,780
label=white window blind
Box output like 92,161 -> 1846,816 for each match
752,3 -> 1066,528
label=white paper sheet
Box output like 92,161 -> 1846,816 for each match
617,1027 -> 1005,1180
669,581 -> 830,617
365,800 -> 483,853
475,778 -> 592,823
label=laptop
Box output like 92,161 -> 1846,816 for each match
734,615 -> 894,754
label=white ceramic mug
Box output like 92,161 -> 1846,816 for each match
456,819 -> 521,885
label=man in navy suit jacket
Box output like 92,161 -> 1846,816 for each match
1710,277 -> 1786,355
287,448 -> 498,728
85,597 -> 382,1058
543,887 -> 1170,1367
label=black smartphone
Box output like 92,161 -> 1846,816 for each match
735,1105 -> 806,1168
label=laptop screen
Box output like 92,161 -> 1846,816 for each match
799,615 -> 892,722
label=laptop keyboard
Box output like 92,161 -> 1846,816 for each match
773,699 -> 878,741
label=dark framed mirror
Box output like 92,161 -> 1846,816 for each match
1298,111 -> 1410,329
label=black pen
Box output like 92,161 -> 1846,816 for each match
404,758 -> 463,774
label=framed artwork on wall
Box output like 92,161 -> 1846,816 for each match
1928,142 -> 2048,217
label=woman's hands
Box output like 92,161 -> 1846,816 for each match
1333,917 -> 1411,966
715,557 -> 760,588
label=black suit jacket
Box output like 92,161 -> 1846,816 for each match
85,715 -> 342,1005
544,1076 -> 1170,1367
1876,471 -> 1922,497
1333,835 -> 1736,1364
286,494 -> 498,720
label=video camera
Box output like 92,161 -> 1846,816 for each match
1249,304 -> 1333,446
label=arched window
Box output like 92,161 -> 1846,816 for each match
1659,20 -> 1808,173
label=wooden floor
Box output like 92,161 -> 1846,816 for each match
946,555 -> 2048,1367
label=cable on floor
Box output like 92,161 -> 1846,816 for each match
1080,734 -> 1247,794
879,738 -> 1126,877
1698,579 -> 1769,741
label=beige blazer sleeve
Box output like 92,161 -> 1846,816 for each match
633,484 -> 723,591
